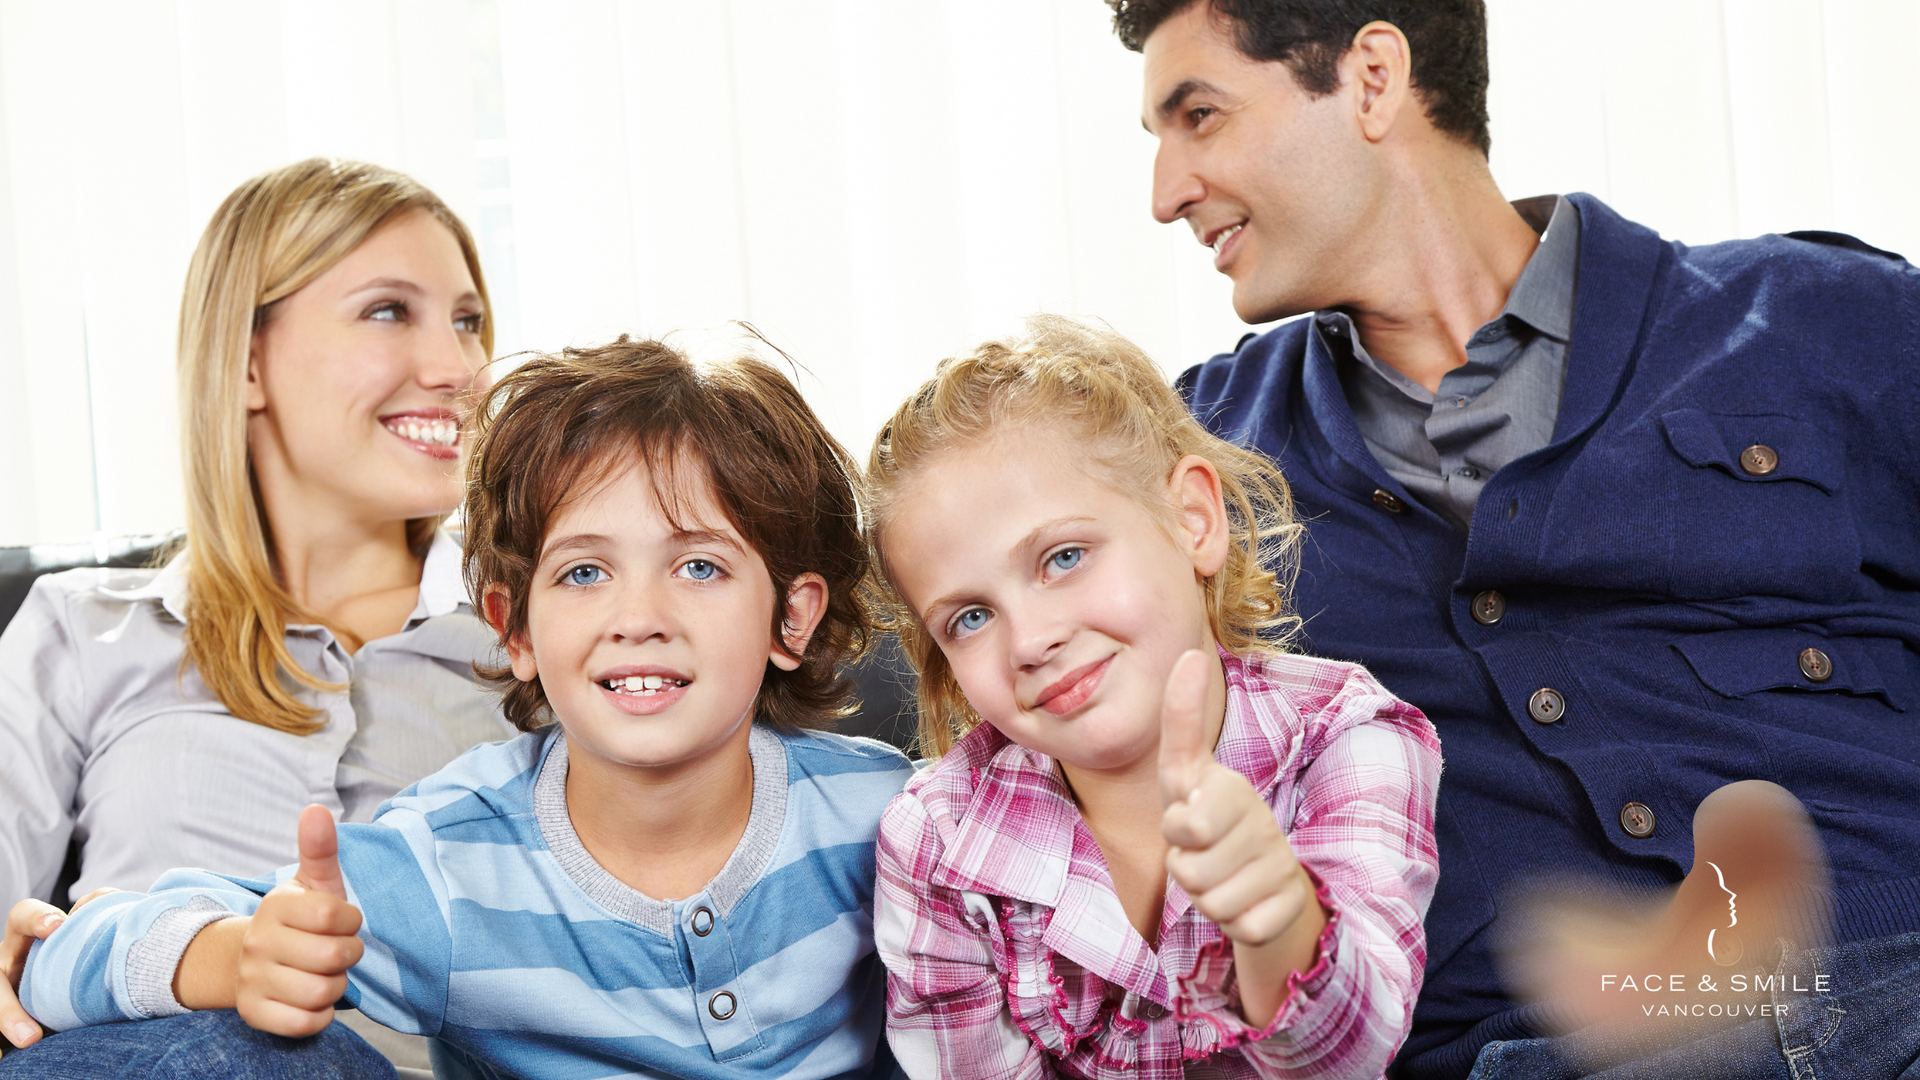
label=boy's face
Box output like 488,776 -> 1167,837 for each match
502,457 -> 822,772
885,428 -> 1226,775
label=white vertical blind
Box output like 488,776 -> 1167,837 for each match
1,0 -> 1916,545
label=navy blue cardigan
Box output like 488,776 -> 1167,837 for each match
1179,194 -> 1920,1080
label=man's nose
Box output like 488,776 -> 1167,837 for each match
1151,140 -> 1204,225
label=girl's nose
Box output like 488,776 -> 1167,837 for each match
1007,603 -> 1070,672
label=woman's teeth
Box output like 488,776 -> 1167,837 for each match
384,417 -> 459,447
603,675 -> 690,695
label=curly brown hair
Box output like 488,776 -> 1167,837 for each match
463,334 -> 870,733
864,315 -> 1302,757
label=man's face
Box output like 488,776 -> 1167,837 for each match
1142,3 -> 1377,323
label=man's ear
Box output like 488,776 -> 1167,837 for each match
769,573 -> 829,672
483,584 -> 538,683
1345,20 -> 1413,145
246,327 -> 270,412
1169,455 -> 1231,579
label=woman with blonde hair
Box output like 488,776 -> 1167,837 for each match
0,158 -> 513,1065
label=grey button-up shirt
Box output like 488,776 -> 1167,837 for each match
1323,195 -> 1580,530
0,530 -> 515,901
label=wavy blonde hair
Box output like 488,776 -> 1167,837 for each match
178,158 -> 491,735
865,315 -> 1302,757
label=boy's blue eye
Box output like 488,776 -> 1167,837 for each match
1049,548 -> 1084,572
679,560 -> 719,581
565,565 -> 606,586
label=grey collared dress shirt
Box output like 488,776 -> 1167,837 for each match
1323,194 -> 1580,530
0,529 -> 515,902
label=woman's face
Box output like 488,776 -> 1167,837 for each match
246,208 -> 488,530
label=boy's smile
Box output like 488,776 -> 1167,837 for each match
499,456 -> 821,773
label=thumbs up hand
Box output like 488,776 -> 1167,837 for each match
236,805 -> 365,1037
1159,650 -> 1326,1028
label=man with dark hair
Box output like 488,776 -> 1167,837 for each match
1114,1 -> 1920,1078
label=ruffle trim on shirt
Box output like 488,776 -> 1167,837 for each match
1171,869 -> 1344,1061
994,899 -> 1100,1057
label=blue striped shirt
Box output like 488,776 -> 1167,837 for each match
21,723 -> 914,1079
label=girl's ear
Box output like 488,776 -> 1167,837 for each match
769,573 -> 829,672
1169,455 -> 1231,578
483,584 -> 539,683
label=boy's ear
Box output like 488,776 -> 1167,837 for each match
1169,455 -> 1231,579
768,573 -> 829,672
483,584 -> 539,683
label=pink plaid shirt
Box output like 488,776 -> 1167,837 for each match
875,649 -> 1441,1079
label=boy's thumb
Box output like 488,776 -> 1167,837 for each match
1158,650 -> 1211,809
294,804 -> 348,900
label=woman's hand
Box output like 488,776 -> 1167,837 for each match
2,887 -> 117,1049
233,805 -> 364,1037
1159,650 -> 1327,1028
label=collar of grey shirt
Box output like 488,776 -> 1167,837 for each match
1319,194 -> 1579,405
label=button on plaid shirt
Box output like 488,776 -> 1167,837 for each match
875,649 -> 1441,1079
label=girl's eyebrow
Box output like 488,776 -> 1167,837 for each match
1020,515 -> 1096,551
669,528 -> 744,552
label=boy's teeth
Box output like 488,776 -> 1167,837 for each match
605,675 -> 690,695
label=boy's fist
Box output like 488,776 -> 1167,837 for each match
1158,650 -> 1316,947
237,805 -> 365,1038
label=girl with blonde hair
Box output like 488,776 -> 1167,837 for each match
0,159 -> 513,1061
866,317 -> 1444,1078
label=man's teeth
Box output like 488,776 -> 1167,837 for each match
1211,223 -> 1244,252
604,675 -> 690,695
384,417 -> 459,447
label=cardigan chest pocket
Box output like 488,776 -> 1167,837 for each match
1655,409 -> 1860,603
1674,629 -> 1911,712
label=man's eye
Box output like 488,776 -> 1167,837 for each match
1049,548 -> 1084,573
564,565 -> 606,586
1188,106 -> 1215,126
677,560 -> 719,581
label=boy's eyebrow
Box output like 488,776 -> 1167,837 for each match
669,528 -> 745,552
539,532 -> 613,562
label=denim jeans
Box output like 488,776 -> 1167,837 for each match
0,1009 -> 396,1080
1467,932 -> 1920,1080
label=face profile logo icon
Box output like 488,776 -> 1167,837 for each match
1705,860 -> 1741,966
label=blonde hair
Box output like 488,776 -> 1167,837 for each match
178,158 -> 491,735
865,315 -> 1301,757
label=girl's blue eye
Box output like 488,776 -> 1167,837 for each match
565,565 -> 606,586
679,560 -> 719,581
952,608 -> 990,637
1049,548 -> 1084,572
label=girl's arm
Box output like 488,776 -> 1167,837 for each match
1162,655 -> 1443,1079
873,791 -> 1054,1080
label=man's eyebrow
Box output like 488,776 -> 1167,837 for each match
1150,78 -> 1225,126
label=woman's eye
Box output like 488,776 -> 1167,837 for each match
951,607 -> 991,638
1048,548 -> 1084,573
564,565 -> 606,587
367,301 -> 407,323
455,312 -> 484,334
677,560 -> 719,581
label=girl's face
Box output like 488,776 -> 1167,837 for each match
246,208 -> 488,529
885,427 -> 1228,775
500,457 -> 824,773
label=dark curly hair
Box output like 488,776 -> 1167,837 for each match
1108,0 -> 1491,155
463,334 -> 871,733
